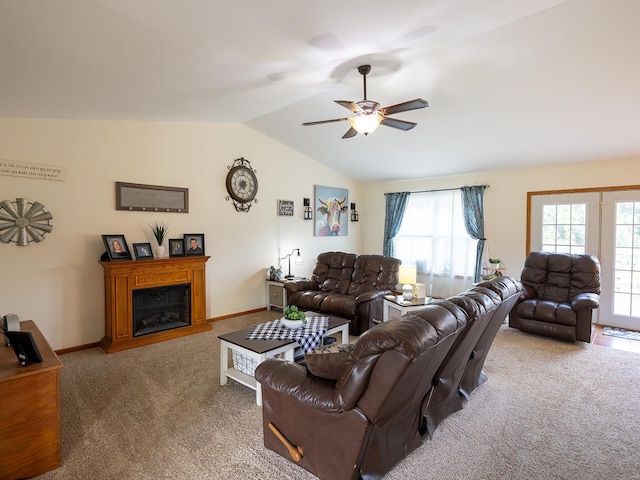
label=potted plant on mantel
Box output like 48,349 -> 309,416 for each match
148,221 -> 169,258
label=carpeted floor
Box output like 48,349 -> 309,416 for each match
603,326 -> 640,341
36,311 -> 640,480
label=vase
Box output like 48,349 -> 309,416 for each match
155,245 -> 166,258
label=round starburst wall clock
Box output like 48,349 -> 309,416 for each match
0,198 -> 53,246
225,157 -> 258,212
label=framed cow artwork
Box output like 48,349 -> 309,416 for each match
314,185 -> 349,237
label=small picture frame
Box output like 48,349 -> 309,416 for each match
184,234 -> 205,256
133,242 -> 154,260
4,331 -> 43,367
278,200 -> 294,216
169,238 -> 185,257
102,234 -> 132,261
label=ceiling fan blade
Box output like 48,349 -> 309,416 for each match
335,100 -> 363,113
302,117 -> 349,126
380,116 -> 417,131
342,127 -> 358,139
380,98 -> 428,116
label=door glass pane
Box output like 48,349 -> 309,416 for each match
616,269 -> 632,292
616,248 -> 632,269
543,205 -> 556,223
614,292 -> 630,315
543,225 -> 556,244
572,204 -> 586,224
571,225 -> 585,246
617,202 -> 633,224
632,294 -> 640,317
557,204 -> 571,224
616,226 -> 633,247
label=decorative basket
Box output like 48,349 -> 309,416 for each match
231,350 -> 257,376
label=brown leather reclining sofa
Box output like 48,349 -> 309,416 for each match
284,251 -> 401,336
256,276 -> 522,480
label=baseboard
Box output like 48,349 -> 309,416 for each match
208,307 -> 268,322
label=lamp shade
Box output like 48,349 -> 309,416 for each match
398,265 -> 417,285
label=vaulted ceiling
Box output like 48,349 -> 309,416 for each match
2,0 -> 639,182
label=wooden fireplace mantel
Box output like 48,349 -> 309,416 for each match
99,256 -> 211,353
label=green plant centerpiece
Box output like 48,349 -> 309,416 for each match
148,221 -> 170,246
284,305 -> 307,324
489,258 -> 501,264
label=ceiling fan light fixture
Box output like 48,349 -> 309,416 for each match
349,113 -> 382,135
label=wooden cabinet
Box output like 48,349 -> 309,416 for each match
0,320 -> 63,480
100,256 -> 211,353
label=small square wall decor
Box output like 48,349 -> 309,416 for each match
278,200 -> 294,216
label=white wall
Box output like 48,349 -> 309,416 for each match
0,119 -> 362,350
361,156 -> 640,283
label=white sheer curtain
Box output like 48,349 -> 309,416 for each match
392,190 -> 477,298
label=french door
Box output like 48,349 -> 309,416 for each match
600,191 -> 640,330
529,188 -> 640,331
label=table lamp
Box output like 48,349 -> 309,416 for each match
398,265 -> 417,301
282,248 -> 303,279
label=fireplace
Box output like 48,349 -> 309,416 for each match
100,256 -> 211,353
133,283 -> 191,337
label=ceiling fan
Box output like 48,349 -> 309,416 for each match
302,64 -> 428,139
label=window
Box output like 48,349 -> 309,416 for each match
541,203 -> 587,254
393,190 -> 477,298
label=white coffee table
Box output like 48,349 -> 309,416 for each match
219,313 -> 350,405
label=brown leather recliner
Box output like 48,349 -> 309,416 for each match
285,252 -> 401,335
458,276 -> 524,398
255,302 -> 468,480
509,251 -> 601,342
421,276 -> 523,437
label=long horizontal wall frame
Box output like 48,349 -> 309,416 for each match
116,182 -> 189,213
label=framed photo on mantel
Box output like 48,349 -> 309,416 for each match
133,242 -> 154,260
101,234 -> 132,261
184,234 -> 205,256
169,238 -> 185,257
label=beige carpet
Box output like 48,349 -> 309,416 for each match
36,311 -> 640,480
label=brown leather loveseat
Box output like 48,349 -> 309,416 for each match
284,252 -> 401,335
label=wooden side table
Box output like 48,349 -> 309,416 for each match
0,320 -> 63,480
266,280 -> 287,310
266,277 -> 306,310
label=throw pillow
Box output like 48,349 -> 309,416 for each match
305,343 -> 354,380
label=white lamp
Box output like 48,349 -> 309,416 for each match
398,265 -> 417,301
349,113 -> 382,135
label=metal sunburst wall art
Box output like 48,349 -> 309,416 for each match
0,198 -> 53,246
